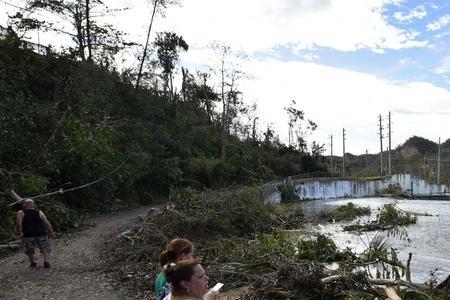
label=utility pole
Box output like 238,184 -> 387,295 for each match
388,111 -> 392,175
135,0 -> 159,91
342,128 -> 346,178
438,137 -> 441,184
365,149 -> 368,176
378,115 -> 384,176
330,135 -> 333,171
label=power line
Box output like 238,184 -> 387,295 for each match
0,0 -> 23,10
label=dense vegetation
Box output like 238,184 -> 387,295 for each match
105,188 -> 448,300
0,28 -> 326,241
103,188 -> 337,299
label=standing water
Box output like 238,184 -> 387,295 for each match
300,197 -> 450,284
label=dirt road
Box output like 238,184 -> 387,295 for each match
0,206 -> 151,300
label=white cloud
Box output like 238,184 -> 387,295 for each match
301,53 -> 320,62
1,0 -> 428,58
427,14 -> 450,31
183,55 -> 450,154
106,0 -> 427,55
393,5 -> 427,23
435,55 -> 450,74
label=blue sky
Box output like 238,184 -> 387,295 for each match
1,0 -> 450,154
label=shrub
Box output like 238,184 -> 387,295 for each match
296,234 -> 339,262
36,199 -> 77,232
0,199 -> 15,241
278,181 -> 299,203
13,175 -> 48,197
319,202 -> 371,222
169,187 -> 277,237
378,204 -> 417,226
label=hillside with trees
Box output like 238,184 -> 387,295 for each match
0,26 -> 327,241
337,136 -> 450,185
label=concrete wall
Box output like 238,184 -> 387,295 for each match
266,174 -> 450,203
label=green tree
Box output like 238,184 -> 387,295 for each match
153,31 -> 188,101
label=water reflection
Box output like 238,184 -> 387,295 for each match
300,197 -> 450,284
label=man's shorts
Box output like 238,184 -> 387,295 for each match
22,235 -> 51,255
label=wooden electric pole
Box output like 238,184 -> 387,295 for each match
330,134 -> 333,171
388,111 -> 391,175
365,149 -> 368,176
378,115 -> 384,176
438,137 -> 441,184
342,128 -> 346,178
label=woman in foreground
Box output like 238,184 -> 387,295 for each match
156,238 -> 194,300
163,258 -> 219,300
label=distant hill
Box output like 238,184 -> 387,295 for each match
443,138 -> 450,149
396,136 -> 438,157
329,135 -> 449,185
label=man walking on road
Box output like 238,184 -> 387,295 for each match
16,199 -> 55,268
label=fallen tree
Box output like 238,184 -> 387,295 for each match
344,203 -> 418,232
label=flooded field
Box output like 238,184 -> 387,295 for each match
300,197 -> 450,284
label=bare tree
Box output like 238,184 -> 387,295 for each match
284,99 -> 317,152
209,42 -> 248,160
85,0 -> 92,61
